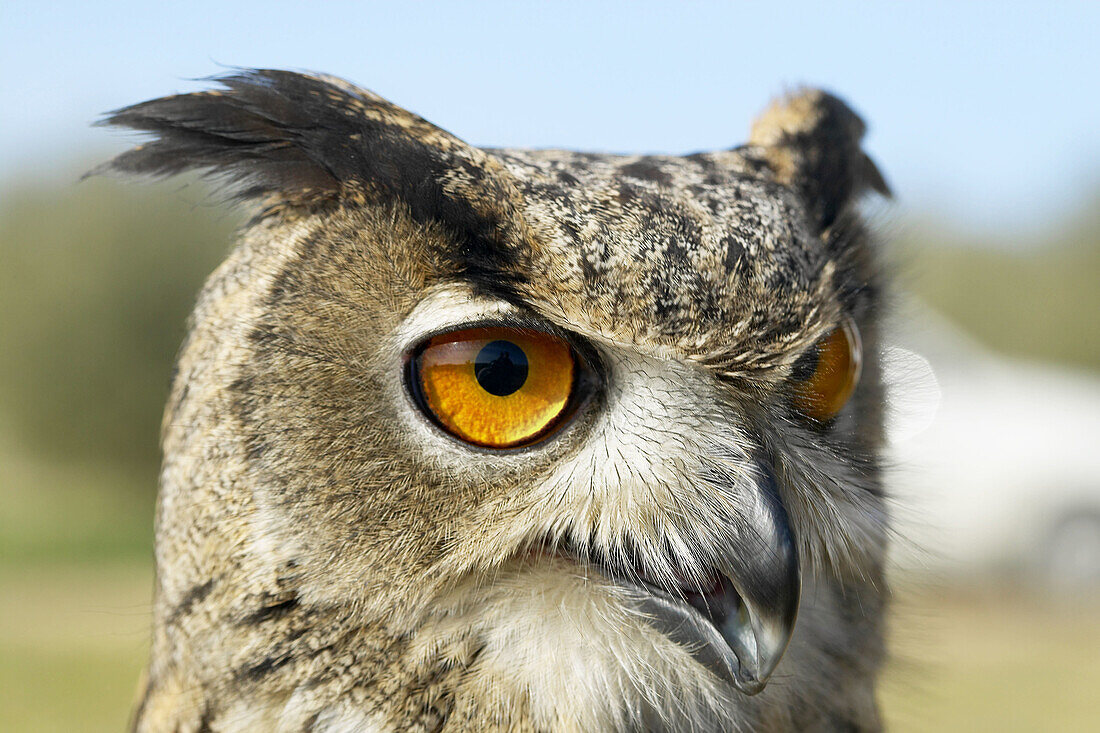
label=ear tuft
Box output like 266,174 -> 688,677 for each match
749,89 -> 890,231
93,69 -> 363,204
92,70 -> 530,259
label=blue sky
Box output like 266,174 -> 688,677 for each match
2,1 -> 1097,237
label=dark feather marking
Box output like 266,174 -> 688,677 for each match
243,593 -> 300,624
168,578 -> 215,623
237,652 -> 294,682
823,715 -> 862,732
618,159 -> 673,186
196,703 -> 215,733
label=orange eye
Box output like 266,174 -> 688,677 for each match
791,317 -> 862,422
408,327 -> 578,448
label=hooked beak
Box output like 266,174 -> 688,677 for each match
634,460 -> 800,695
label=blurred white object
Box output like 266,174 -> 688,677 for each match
884,301 -> 1100,587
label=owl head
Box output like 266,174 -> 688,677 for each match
103,70 -> 891,731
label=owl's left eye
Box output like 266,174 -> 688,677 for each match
406,326 -> 584,449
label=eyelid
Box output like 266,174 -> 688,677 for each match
404,316 -> 579,355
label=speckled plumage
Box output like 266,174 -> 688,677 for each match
101,70 -> 892,732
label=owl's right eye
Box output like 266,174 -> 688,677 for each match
790,316 -> 863,422
406,326 -> 585,449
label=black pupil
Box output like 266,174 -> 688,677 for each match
474,340 -> 529,397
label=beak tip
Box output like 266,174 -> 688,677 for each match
733,671 -> 768,696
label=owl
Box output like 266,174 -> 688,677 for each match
101,70 -> 892,731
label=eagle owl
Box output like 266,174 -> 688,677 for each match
102,70 -> 892,732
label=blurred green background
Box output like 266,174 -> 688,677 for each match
0,178 -> 236,730
3,2 -> 1100,731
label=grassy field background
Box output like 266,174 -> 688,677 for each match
882,584 -> 1100,730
